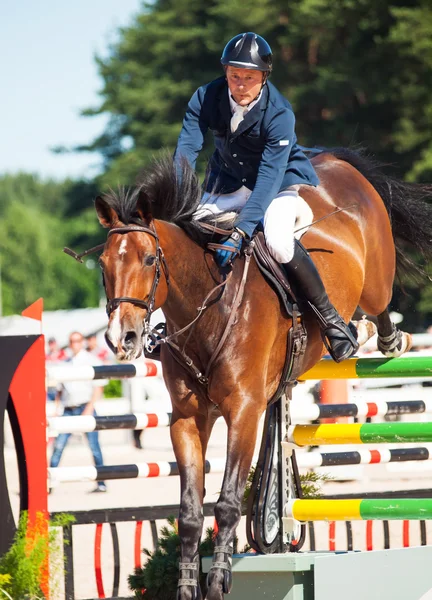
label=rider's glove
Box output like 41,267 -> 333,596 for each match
214,229 -> 245,268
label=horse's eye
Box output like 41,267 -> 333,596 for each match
144,255 -> 156,267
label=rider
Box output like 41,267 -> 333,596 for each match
174,32 -> 359,363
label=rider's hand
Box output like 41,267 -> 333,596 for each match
214,229 -> 245,267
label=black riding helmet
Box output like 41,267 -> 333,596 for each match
221,32 -> 272,72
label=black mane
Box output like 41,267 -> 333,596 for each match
101,155 -> 233,246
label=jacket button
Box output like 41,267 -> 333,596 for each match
239,161 -> 243,165
233,153 -> 237,157
242,178 -> 246,183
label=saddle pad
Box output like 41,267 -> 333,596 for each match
253,232 -> 300,319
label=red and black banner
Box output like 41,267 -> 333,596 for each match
0,335 -> 47,556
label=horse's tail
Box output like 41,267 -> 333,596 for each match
328,147 -> 432,279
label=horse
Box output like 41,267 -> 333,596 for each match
92,148 -> 431,600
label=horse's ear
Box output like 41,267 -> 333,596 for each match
136,190 -> 153,224
95,196 -> 118,228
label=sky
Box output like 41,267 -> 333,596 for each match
1,1 -> 143,180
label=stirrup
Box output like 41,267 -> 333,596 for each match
308,303 -> 359,362
321,326 -> 359,362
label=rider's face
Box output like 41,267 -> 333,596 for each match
226,67 -> 264,106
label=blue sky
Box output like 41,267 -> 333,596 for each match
1,0 -> 143,180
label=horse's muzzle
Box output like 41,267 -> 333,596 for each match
105,324 -> 143,362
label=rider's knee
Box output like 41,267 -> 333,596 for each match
266,236 -> 295,263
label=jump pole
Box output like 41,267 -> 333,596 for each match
284,498 -> 432,521
299,355 -> 432,380
286,422 -> 432,445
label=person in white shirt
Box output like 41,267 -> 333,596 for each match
49,331 -> 107,493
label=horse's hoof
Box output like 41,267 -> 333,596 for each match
352,318 -> 377,346
177,585 -> 202,600
378,329 -> 412,357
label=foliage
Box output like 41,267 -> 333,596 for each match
103,379 -> 123,398
244,465 -> 330,502
0,173 -> 102,315
129,466 -> 327,598
127,516 -> 184,600
0,512 -> 74,600
76,0 -> 432,326
128,517 -> 240,600
299,470 -> 333,499
82,0 -> 432,184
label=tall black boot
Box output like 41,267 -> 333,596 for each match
283,241 -> 359,363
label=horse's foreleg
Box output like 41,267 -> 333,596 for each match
206,399 -> 265,600
377,308 -> 412,357
171,409 -> 211,600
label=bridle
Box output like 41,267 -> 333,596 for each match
64,223 -> 169,328
64,220 -> 253,390
103,225 -> 169,320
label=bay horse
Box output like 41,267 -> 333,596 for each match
93,148 -> 431,600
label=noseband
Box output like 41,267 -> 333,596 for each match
64,223 -> 169,325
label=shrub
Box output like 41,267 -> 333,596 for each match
0,512 -> 74,600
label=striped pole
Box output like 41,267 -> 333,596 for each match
46,400 -> 432,435
46,360 -> 160,384
287,422 -> 432,446
48,447 -> 432,484
299,356 -> 432,381
46,401 -> 432,435
48,412 -> 171,434
48,458 -> 227,483
285,498 -> 432,521
297,447 -> 432,469
291,399 -> 432,421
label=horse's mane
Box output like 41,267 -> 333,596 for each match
101,155 -> 234,246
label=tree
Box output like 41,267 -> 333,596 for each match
0,174 -> 102,315
75,0 -> 432,326
82,0 -> 432,184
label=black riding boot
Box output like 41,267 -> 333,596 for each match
283,242 -> 359,363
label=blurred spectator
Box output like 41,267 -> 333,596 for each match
49,331 -> 107,493
46,337 -> 67,363
86,333 -> 111,363
46,337 -> 67,401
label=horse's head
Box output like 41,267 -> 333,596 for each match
95,195 -> 169,361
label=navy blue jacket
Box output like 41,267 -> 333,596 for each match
174,77 -> 319,238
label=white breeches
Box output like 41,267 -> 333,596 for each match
196,185 -> 312,263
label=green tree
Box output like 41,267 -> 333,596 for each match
81,0 -> 432,184
0,174 -> 102,315
76,0 -> 431,325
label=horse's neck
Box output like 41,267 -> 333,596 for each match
156,221 -> 216,329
